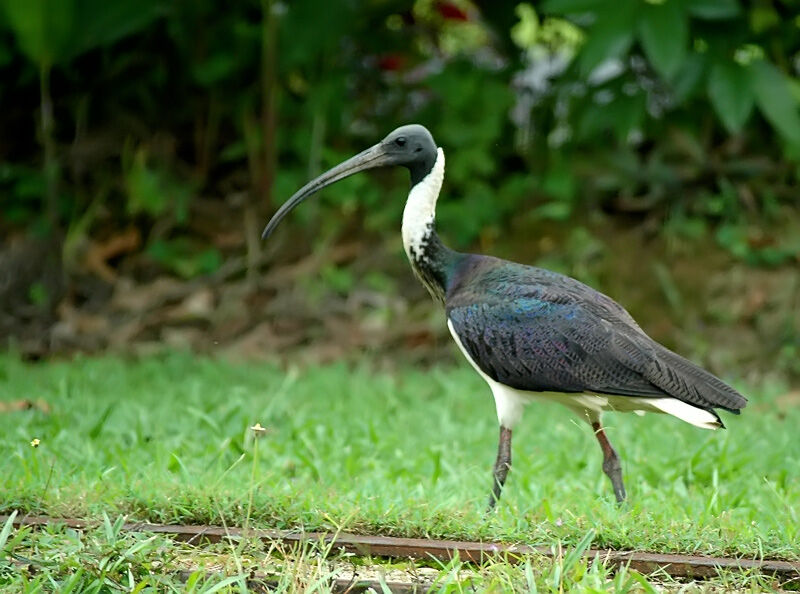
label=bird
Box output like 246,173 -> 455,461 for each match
262,124 -> 748,510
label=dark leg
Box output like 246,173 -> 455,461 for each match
592,422 -> 626,503
487,426 -> 512,511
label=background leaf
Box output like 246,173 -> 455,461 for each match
69,0 -> 165,60
0,0 -> 73,66
672,52 -> 708,102
708,61 -> 754,133
0,0 -> 164,67
751,60 -> 800,145
686,0 -> 741,20
541,0 -> 603,13
578,5 -> 636,76
638,0 -> 687,80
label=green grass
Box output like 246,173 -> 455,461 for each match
1,352 -> 798,572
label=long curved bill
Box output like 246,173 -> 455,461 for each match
261,143 -> 390,240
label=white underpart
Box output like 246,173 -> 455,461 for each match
447,319 -> 721,430
402,148 -> 445,262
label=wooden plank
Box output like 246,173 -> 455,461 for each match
5,514 -> 799,582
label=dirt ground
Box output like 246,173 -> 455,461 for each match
2,216 -> 798,386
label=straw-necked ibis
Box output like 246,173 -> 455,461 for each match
262,125 -> 747,509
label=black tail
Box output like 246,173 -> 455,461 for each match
645,344 -> 747,413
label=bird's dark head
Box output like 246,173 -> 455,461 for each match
262,124 -> 438,239
379,124 -> 438,184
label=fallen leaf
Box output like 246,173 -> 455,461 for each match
84,228 -> 141,283
0,399 -> 51,414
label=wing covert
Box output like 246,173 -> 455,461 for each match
447,299 -> 664,397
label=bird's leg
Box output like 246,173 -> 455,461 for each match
592,422 -> 626,503
487,426 -> 512,511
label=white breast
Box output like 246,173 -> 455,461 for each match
402,148 -> 445,262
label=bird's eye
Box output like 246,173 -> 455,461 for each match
394,136 -> 407,147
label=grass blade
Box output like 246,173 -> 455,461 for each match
563,529 -> 595,573
88,404 -> 116,439
0,510 -> 18,551
201,574 -> 249,593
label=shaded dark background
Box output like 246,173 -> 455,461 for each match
1,0 -> 798,384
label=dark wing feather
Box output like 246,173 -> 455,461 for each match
645,344 -> 746,412
445,256 -> 747,413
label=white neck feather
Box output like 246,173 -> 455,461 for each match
402,148 -> 444,262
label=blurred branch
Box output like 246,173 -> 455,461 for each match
261,0 -> 277,204
242,0 -> 279,286
38,62 -> 58,232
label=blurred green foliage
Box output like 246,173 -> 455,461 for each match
0,0 -> 799,272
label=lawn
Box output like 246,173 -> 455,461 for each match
1,352 -> 798,589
